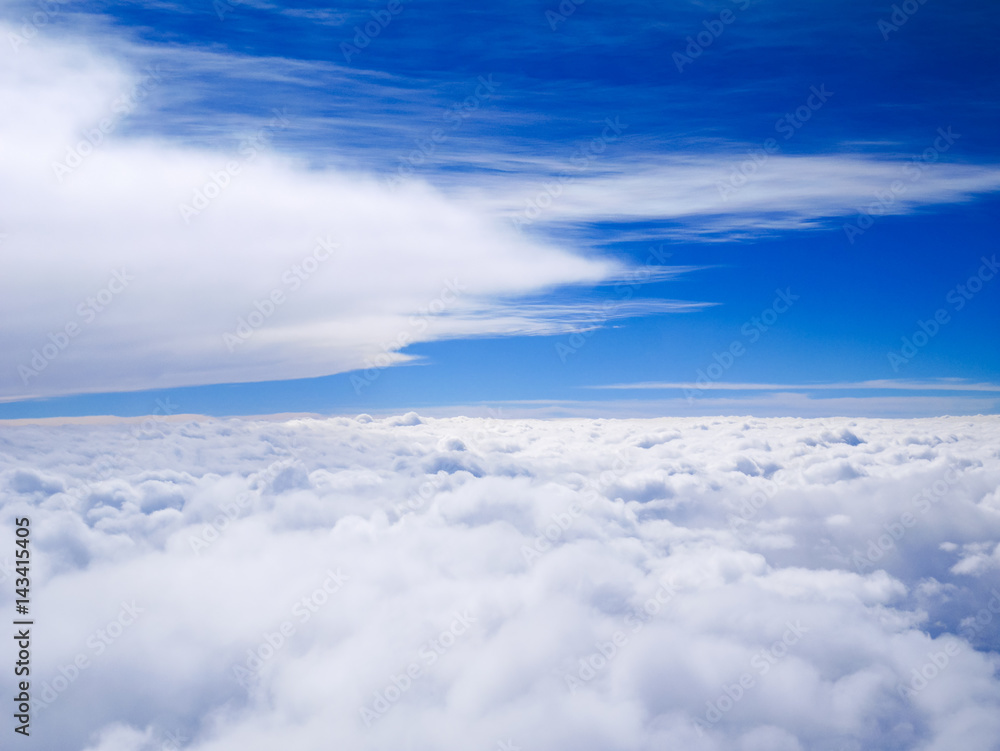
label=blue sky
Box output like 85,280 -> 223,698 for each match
1,0 -> 998,418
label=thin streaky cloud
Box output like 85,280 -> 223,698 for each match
587,379 -> 1000,392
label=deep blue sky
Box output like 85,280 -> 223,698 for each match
1,0 -> 998,418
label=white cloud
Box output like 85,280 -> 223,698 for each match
2,414 -> 999,749
0,24 -> 673,401
589,379 -> 1000,392
465,154 -> 1000,235
3,23 -> 1000,404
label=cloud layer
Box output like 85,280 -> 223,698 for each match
2,414 -> 999,750
3,22 -> 999,403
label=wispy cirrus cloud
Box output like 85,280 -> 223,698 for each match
464,155 -> 1000,237
588,379 -> 1000,393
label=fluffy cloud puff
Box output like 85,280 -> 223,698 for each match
1,414 -> 999,750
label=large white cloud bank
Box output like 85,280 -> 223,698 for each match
2,414 -> 1000,750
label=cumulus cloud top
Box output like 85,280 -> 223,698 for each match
2,414 -> 999,750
